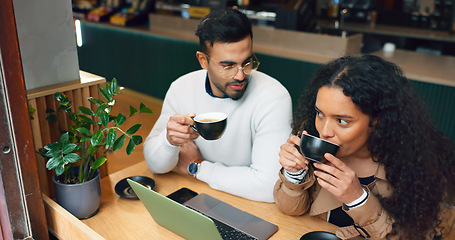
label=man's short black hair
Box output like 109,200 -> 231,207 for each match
195,8 -> 253,54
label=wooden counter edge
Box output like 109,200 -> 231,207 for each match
27,71 -> 106,100
43,194 -> 106,240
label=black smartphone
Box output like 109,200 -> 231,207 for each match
166,187 -> 198,204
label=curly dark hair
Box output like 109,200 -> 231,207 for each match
293,55 -> 455,239
195,8 -> 252,54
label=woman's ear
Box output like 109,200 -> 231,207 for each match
196,51 -> 208,69
369,117 -> 379,127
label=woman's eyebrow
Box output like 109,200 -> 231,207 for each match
335,114 -> 355,119
315,106 -> 354,119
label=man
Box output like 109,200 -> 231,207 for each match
143,8 -> 292,202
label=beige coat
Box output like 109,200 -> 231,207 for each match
274,164 -> 455,239
273,165 -> 455,240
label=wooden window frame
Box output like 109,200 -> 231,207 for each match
0,0 -> 49,239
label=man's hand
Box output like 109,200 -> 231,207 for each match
177,141 -> 203,174
166,113 -> 199,146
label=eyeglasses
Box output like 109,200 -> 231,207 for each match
204,52 -> 260,79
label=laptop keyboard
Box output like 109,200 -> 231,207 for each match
211,217 -> 257,240
187,206 -> 257,240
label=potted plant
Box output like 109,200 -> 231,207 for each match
38,78 -> 152,219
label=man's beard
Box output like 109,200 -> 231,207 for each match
217,80 -> 248,100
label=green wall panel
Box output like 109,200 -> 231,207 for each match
410,81 -> 455,142
77,22 -> 200,100
255,53 -> 321,108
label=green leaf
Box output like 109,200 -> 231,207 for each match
78,106 -> 95,116
100,112 -> 109,127
126,139 -> 135,155
45,149 -> 61,158
106,129 -> 117,148
95,104 -> 108,116
45,108 -> 56,114
113,134 -> 125,151
59,132 -> 70,145
62,143 -> 80,154
54,92 -> 68,104
140,103 -> 153,114
129,106 -> 137,116
77,127 -> 92,136
110,78 -> 118,95
43,142 -> 60,151
91,131 -> 104,146
55,164 -> 65,176
99,86 -> 112,102
45,114 -> 57,123
107,99 -> 116,107
38,147 -> 47,157
80,137 -> 91,142
46,156 -> 63,170
87,144 -> 99,155
79,115 -> 95,125
29,105 -> 36,113
64,153 -> 81,163
126,124 -> 141,135
88,97 -> 104,106
132,135 -> 143,145
115,113 -> 126,126
91,157 -> 107,170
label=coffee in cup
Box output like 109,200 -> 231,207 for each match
191,112 -> 227,140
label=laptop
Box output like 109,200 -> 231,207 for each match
127,179 -> 278,240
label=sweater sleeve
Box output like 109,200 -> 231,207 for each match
143,83 -> 181,174
196,92 -> 292,202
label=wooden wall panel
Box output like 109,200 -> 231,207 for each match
27,79 -> 106,198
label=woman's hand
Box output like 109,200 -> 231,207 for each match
313,153 -> 364,204
279,135 -> 309,173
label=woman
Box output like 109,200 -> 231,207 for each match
274,55 -> 455,240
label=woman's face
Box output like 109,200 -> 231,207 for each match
314,86 -> 372,159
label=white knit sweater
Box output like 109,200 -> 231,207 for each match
143,69 -> 292,202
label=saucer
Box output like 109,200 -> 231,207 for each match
115,176 -> 156,199
300,231 -> 341,240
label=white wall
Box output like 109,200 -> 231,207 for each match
13,0 -> 80,90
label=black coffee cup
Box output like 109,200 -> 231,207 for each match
190,112 -> 227,140
300,133 -> 339,164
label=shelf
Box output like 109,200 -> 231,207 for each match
318,19 -> 455,43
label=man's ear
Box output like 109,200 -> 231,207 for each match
196,51 -> 208,69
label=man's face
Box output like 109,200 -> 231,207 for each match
200,36 -> 253,100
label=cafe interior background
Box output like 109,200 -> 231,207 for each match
73,0 -> 455,143
2,0 -> 455,239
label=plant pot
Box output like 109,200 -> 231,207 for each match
52,167 -> 101,219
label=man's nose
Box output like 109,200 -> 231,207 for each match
233,67 -> 246,80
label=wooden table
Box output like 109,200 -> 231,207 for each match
80,160 -> 339,239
